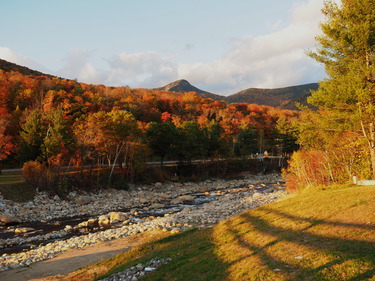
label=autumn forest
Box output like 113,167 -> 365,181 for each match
0,63 -> 301,190
1,0 -> 375,194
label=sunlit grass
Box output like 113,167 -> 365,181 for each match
212,185 -> 375,280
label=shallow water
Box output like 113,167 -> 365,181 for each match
0,182 -> 280,255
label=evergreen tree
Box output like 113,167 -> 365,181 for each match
42,108 -> 73,167
146,122 -> 179,166
204,120 -> 226,157
178,121 -> 208,163
307,0 -> 375,178
18,109 -> 45,163
235,127 -> 258,157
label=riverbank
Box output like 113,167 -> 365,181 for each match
0,173 -> 286,277
93,184 -> 375,281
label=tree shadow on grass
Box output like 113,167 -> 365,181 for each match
214,208 -> 375,280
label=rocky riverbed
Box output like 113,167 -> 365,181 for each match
0,173 -> 286,272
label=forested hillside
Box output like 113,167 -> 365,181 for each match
0,59 -> 52,77
225,83 -> 319,110
0,60 -> 299,188
157,79 -> 318,110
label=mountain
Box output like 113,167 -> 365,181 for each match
155,79 -> 224,101
225,83 -> 319,110
158,79 -> 319,110
0,59 -> 52,77
0,59 -> 318,110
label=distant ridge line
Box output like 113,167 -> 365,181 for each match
157,79 -> 319,110
0,59 -> 318,110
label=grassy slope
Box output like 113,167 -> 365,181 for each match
212,186 -> 375,280
56,185 -> 375,280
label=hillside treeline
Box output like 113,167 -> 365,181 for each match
0,70 -> 299,188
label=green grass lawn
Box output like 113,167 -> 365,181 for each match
0,170 -> 24,184
87,184 -> 375,281
0,171 -> 35,202
0,176 -> 22,184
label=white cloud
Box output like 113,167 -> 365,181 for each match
106,51 -> 178,88
57,49 -> 107,84
177,0 -> 327,94
0,0 -> 329,95
0,46 -> 46,72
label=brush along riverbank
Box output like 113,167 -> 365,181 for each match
86,184 -> 374,281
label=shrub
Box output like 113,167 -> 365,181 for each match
284,146 -> 372,191
283,149 -> 329,191
22,161 -> 53,188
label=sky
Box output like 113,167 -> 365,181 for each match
0,0 -> 333,95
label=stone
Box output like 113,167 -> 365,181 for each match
150,203 -> 165,209
68,192 -> 77,198
170,198 -> 182,205
14,227 -> 34,234
0,214 -> 22,224
178,195 -> 195,202
170,228 -> 180,234
98,215 -> 110,226
182,207 -> 192,213
109,212 -> 126,222
155,182 -> 162,188
78,221 -> 89,227
87,218 -> 97,226
75,195 -> 92,205
64,225 -> 73,231
158,193 -> 171,199
252,192 -> 262,199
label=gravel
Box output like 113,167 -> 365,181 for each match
0,173 -> 286,272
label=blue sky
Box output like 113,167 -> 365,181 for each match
0,0 -> 330,95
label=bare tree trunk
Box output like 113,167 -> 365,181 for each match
370,146 -> 375,179
360,120 -> 375,179
367,122 -> 375,179
109,142 -> 125,179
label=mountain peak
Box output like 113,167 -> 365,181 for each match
155,79 -> 224,100
156,79 -> 319,110
160,79 -> 191,91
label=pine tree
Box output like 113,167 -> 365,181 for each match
308,0 -> 375,178
42,108 -> 73,167
18,110 -> 45,163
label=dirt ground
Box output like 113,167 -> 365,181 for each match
0,230 -> 169,281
